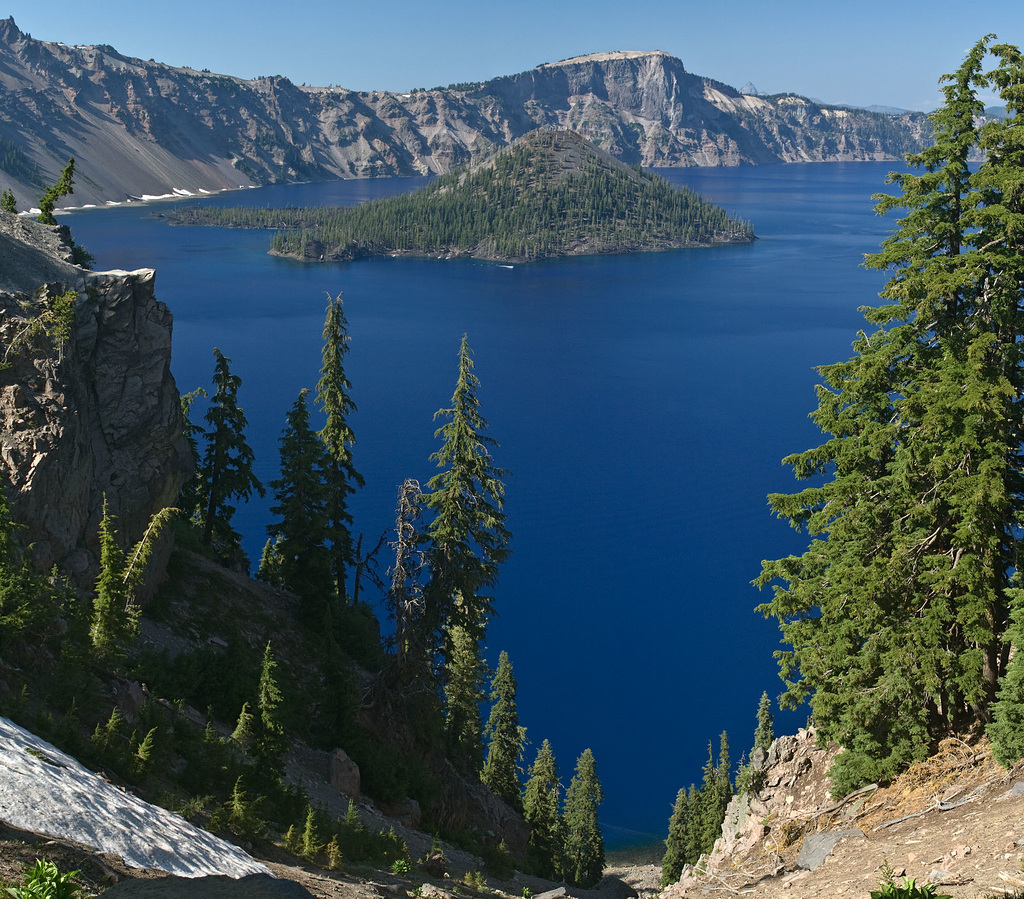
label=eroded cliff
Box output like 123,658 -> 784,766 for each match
0,19 -> 930,207
0,211 -> 190,579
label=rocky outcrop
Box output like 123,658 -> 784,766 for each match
0,19 -> 931,208
0,211 -> 191,580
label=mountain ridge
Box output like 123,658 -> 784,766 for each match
0,17 -> 931,208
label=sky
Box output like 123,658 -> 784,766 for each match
4,0 -> 1022,111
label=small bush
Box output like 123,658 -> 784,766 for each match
870,878 -> 951,899
6,859 -> 82,899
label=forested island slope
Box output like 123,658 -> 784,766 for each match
0,17 -> 932,208
168,130 -> 755,262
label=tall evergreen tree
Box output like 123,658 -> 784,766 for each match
562,748 -> 604,889
424,335 -> 511,768
660,787 -> 690,887
387,478 -> 426,669
90,498 -> 175,663
200,348 -> 265,560
756,37 -> 1024,793
522,739 -> 563,880
443,623 -> 486,773
252,641 -> 288,784
178,387 -> 207,523
316,293 -> 364,603
754,692 -> 774,752
267,388 -> 332,619
482,650 -> 526,810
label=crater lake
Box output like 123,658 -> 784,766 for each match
62,161 -> 900,847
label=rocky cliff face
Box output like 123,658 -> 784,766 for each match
0,20 -> 930,207
0,211 -> 190,580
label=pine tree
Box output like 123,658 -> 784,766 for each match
36,157 -> 75,225
178,387 -> 207,523
268,388 -> 332,619
387,478 -> 426,669
424,335 -> 511,771
0,488 -> 51,648
316,293 -> 364,603
563,748 -> 604,888
200,348 -> 265,560
756,37 -> 1024,793
522,739 -> 563,880
1,188 -> 16,213
660,787 -> 690,887
482,650 -> 526,810
425,334 -> 511,640
90,497 -> 174,663
443,623 -> 486,773
252,641 -> 287,783
90,496 -> 130,661
754,692 -> 774,752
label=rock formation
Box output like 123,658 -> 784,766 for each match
0,211 -> 191,580
0,18 -> 931,208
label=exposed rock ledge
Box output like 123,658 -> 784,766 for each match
0,211 -> 191,580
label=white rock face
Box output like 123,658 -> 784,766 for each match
0,716 -> 270,878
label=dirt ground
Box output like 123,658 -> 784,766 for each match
666,738 -> 1024,899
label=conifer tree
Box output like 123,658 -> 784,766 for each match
90,498 -> 174,663
482,650 -> 526,810
387,478 -> 426,669
754,692 -> 774,752
660,787 -> 690,887
756,37 -> 1024,792
178,387 -> 207,523
267,388 -> 332,619
1,188 -> 16,213
522,739 -> 563,879
563,748 -> 604,888
252,641 -> 287,783
36,157 -> 74,225
0,489 -> 50,648
200,348 -> 264,559
443,623 -> 486,773
316,293 -> 364,603
424,334 -> 511,770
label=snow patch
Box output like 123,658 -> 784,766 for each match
0,717 -> 270,879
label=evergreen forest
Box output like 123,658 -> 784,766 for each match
166,130 -> 754,262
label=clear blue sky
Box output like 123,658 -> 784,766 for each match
4,2 -> 1020,110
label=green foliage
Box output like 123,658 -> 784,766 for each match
660,788 -> 689,887
0,491 -> 57,651
36,157 -> 75,225
481,650 -> 526,811
90,499 -> 175,664
252,641 -> 288,784
175,132 -> 754,261
214,775 -> 267,841
390,858 -> 412,875
4,859 -> 81,899
522,739 -> 563,879
178,386 -> 208,523
735,692 -> 774,796
870,878 -> 951,899
424,336 -> 511,774
0,290 -> 77,371
316,293 -> 364,602
756,37 -> 1024,792
267,388 -> 333,619
199,347 -> 265,561
988,594 -> 1024,766
1,188 -> 16,213
562,748 -> 604,888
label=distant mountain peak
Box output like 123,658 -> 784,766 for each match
539,50 -> 674,68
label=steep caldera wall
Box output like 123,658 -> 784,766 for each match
0,19 -> 930,207
0,211 -> 191,579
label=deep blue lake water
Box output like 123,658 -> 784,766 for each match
60,161 -> 901,848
